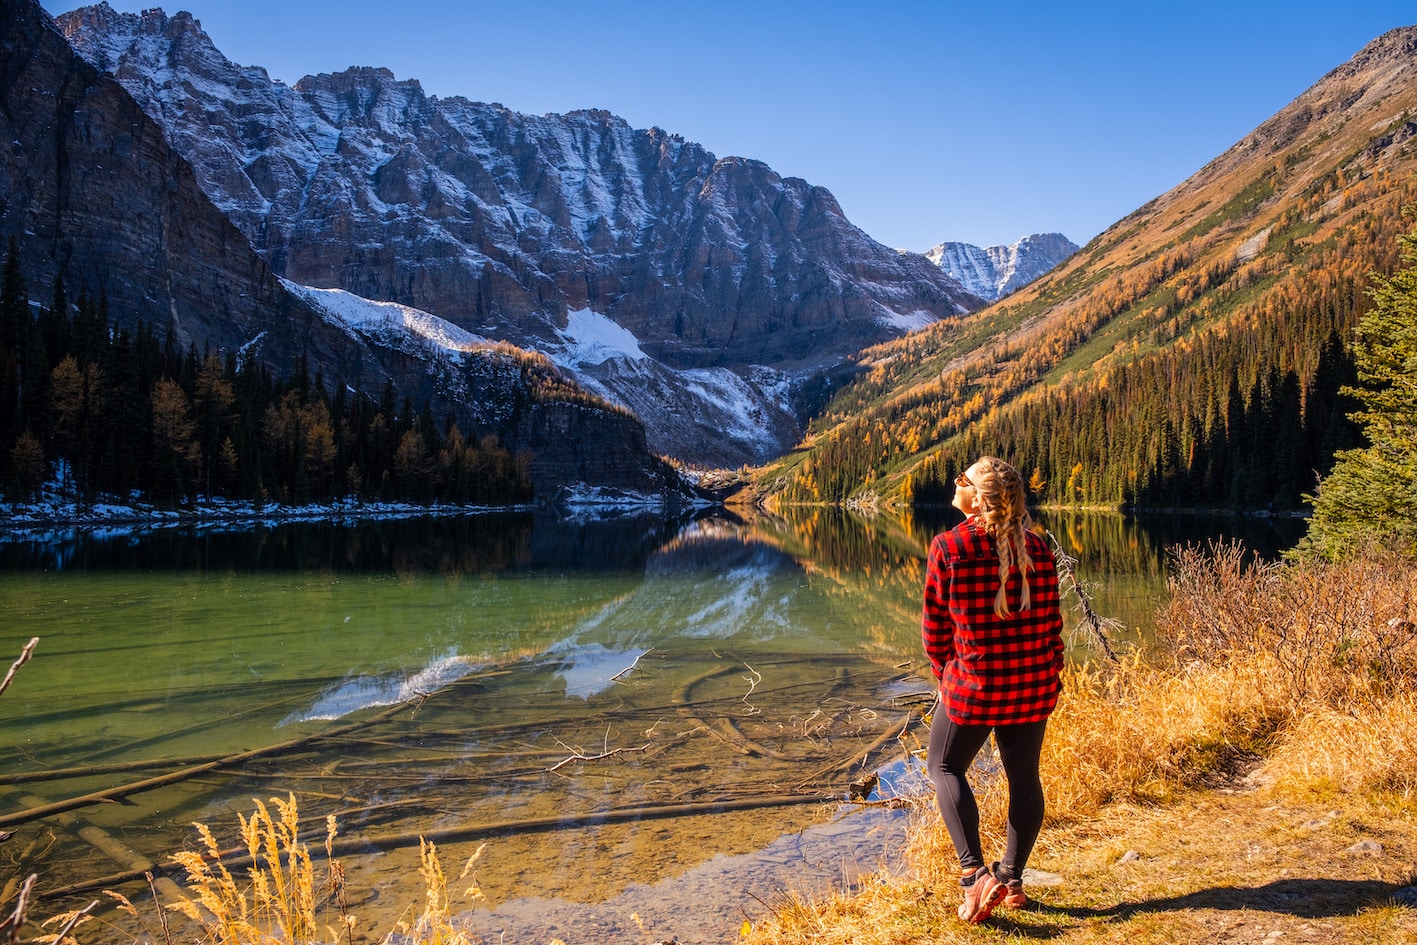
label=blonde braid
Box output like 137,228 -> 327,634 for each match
970,457 -> 1034,617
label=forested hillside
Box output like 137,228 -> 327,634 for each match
0,243 -> 532,506
766,28 -> 1417,512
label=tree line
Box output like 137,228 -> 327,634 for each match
0,240 -> 531,507
779,169 -> 1412,514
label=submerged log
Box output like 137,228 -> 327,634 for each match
0,703 -> 410,830
39,790 -> 834,899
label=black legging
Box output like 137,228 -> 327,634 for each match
926,704 -> 1048,881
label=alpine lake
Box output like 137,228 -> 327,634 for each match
0,505 -> 1303,944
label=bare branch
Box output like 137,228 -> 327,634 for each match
3,874 -> 36,945
740,662 -> 762,715
0,638 -> 38,700
548,743 -> 651,772
44,900 -> 98,945
1045,531 -> 1120,661
611,648 -> 651,681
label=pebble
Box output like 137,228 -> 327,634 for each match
1117,850 -> 1142,864
1345,839 -> 1383,857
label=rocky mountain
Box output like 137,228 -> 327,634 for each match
925,232 -> 1079,302
767,26 -> 1417,509
55,3 -> 985,467
0,0 -> 683,502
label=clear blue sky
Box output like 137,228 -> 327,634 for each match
41,0 -> 1417,251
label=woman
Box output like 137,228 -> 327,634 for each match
921,456 -> 1064,924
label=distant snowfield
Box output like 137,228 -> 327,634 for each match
551,307 -> 649,366
877,306 -> 938,333
284,281 -> 796,466
285,281 -> 487,353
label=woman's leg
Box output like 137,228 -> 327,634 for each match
926,705 -> 994,870
991,719 -> 1050,881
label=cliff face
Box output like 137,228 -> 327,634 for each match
0,0 -> 293,359
0,0 -> 681,501
56,5 -> 986,465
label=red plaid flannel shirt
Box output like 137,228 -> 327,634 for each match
922,518 -> 1065,726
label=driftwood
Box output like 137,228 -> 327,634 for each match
0,754 -> 231,786
710,717 -> 791,761
669,664 -> 742,705
0,702 -> 411,830
39,791 -> 832,899
795,712 -> 912,790
10,788 -> 187,904
0,638 -> 38,700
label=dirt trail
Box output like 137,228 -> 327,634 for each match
1012,784 -> 1417,944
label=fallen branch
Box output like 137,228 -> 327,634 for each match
548,743 -> 651,772
711,717 -> 791,760
40,792 -> 833,899
0,754 -> 230,786
549,724 -> 651,772
2,874 -> 36,945
0,701 -> 410,830
795,712 -> 912,790
1045,530 -> 1120,661
41,898 -> 97,944
0,638 -> 38,700
670,663 -> 741,705
611,648 -> 652,681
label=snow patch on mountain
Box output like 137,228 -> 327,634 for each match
285,281 -> 487,353
552,307 -> 649,366
877,305 -> 938,333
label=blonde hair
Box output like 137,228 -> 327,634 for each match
967,456 -> 1035,617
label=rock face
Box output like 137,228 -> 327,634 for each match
56,4 -> 985,466
0,0 -> 680,501
925,233 -> 1079,302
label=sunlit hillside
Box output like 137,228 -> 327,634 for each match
765,27 -> 1417,511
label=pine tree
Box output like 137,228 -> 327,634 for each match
1304,227 -> 1417,555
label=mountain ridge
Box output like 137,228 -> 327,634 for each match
0,0 -> 684,503
55,1 -> 989,467
765,24 -> 1417,510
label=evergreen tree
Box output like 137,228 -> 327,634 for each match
1305,227 -> 1417,555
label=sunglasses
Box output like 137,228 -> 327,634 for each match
954,472 -> 976,489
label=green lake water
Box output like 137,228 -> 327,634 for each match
0,507 -> 1303,944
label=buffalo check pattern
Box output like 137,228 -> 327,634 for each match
922,519 -> 1065,725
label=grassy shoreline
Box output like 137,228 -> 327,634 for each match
743,544 -> 1417,945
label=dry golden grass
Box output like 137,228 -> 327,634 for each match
39,794 -> 485,945
744,545 -> 1417,945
